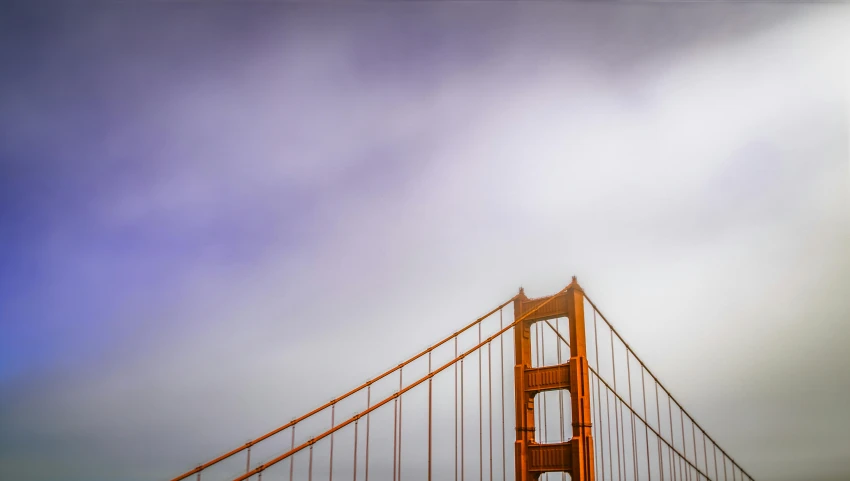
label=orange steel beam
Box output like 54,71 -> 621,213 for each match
231,283 -> 574,481
514,277 -> 595,481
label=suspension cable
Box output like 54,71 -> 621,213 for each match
169,296 -> 517,481
590,370 -> 713,480
232,284 -> 733,481
231,284 -> 571,481
584,294 -> 754,480
543,319 -> 715,481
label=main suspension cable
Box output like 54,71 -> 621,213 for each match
584,294 -> 754,481
231,284 -> 572,481
543,318 -> 715,481
170,296 -> 517,481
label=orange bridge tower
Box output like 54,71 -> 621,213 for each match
513,277 -> 595,481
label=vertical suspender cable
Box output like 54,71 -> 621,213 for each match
668,395 -> 675,481
329,403 -> 335,481
429,351 -> 433,481
353,419 -> 359,481
499,309 -> 507,481
641,367 -> 650,481
691,416 -> 697,479
462,356 -> 466,481
588,374 -> 597,480
398,368 -> 403,481
599,376 -> 607,480
308,441 -> 313,481
597,378 -> 608,479
671,444 -> 676,481
245,444 -> 251,475
500,309 -> 506,481
393,396 -> 398,481
702,430 -> 708,481
488,337 -> 493,481
593,310 -> 608,481
626,352 -> 638,481
365,386 -> 371,481
479,322 -> 484,481
606,388 -> 613,481
290,425 -> 295,481
455,336 -> 459,481
679,406 -> 688,481
611,328 -> 623,481
713,439 -> 718,481
655,381 -> 664,481
620,400 -> 627,481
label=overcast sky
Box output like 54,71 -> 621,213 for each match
1,2 -> 849,481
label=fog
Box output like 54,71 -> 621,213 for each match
0,2 -> 848,480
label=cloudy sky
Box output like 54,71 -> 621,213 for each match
1,2 -> 848,481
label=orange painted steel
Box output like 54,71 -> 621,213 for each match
165,278 -> 761,481
513,277 -> 595,481
230,283 -> 574,481
168,295 -> 517,481
544,318 -> 718,479
165,278 -> 764,481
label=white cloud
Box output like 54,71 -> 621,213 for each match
2,5 -> 849,481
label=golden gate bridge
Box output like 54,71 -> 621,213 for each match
168,277 -> 753,481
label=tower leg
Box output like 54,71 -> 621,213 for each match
513,278 -> 594,481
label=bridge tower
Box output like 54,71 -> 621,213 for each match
513,277 -> 595,481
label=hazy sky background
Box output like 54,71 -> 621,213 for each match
1,2 -> 849,481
